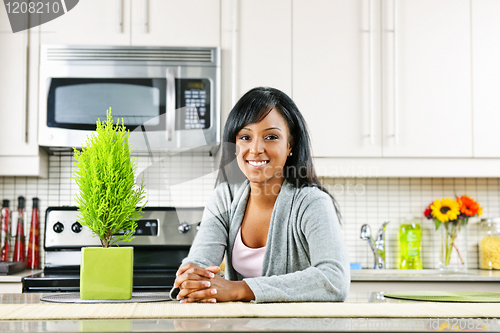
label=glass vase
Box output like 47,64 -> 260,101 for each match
439,219 -> 468,272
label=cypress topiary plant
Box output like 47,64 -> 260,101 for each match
73,108 -> 146,248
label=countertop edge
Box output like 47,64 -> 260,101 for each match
0,270 -> 43,283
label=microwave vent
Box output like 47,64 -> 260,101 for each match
45,47 -> 214,63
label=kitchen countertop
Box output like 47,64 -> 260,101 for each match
4,269 -> 497,283
6,269 -> 497,285
350,269 -> 500,281
0,292 -> 417,305
0,291 -> 399,305
0,269 -> 42,283
2,269 -> 497,282
1,292 -> 499,332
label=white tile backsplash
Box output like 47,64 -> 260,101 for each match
324,177 -> 488,270
0,154 -> 495,270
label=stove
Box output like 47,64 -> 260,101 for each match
22,206 -> 202,293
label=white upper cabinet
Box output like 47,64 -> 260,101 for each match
40,0 -> 132,45
0,14 -> 31,156
131,0 -> 220,47
472,0 -> 500,157
381,0 -> 472,157
293,0 -> 382,157
0,11 -> 47,177
40,0 -> 220,47
293,0 -> 472,158
235,0 -> 292,98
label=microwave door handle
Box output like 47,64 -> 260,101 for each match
166,68 -> 176,141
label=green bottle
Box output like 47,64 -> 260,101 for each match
399,219 -> 423,269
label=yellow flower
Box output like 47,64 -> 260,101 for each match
430,197 -> 460,223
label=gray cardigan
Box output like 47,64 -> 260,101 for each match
172,179 -> 350,303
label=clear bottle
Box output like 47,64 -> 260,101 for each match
399,217 -> 423,269
479,218 -> 500,270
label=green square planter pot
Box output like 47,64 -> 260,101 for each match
80,247 -> 133,300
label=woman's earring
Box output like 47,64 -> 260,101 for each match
289,152 -> 293,156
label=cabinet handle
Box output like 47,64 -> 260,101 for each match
231,0 -> 238,107
117,0 -> 123,33
369,0 -> 374,144
166,68 -> 176,141
23,30 -> 29,143
393,0 -> 399,144
142,0 -> 148,33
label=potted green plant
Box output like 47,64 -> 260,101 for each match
73,108 -> 146,300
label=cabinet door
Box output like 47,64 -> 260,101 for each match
0,15 -> 48,177
293,0 -> 382,157
381,0 -> 472,157
40,0 -> 131,45
131,0 -> 220,47
0,11 -> 32,156
472,0 -> 500,157
235,0 -> 292,98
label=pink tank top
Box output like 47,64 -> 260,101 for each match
232,226 -> 266,279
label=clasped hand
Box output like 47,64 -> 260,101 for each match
174,263 -> 234,303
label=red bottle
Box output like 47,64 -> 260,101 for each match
27,198 -> 40,269
13,196 -> 25,262
0,200 -> 10,262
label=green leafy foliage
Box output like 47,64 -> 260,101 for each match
72,108 -> 147,248
434,218 -> 442,231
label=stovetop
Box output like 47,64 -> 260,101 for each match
22,269 -> 177,293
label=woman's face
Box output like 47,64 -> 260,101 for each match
235,109 -> 292,186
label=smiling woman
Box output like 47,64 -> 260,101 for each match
171,87 -> 350,303
236,109 -> 291,191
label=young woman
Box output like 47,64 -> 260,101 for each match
171,87 -> 350,303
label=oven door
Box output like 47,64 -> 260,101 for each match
39,63 -> 220,152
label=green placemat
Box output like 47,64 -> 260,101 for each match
384,291 -> 500,303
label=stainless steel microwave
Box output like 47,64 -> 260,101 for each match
38,45 -> 220,154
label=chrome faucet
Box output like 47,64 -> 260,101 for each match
360,221 -> 389,269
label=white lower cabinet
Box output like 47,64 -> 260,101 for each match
0,283 -> 22,294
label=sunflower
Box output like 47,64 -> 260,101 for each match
430,197 -> 460,223
456,195 -> 483,217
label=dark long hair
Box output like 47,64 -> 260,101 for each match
216,87 -> 342,223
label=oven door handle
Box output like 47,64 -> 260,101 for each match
166,67 -> 176,141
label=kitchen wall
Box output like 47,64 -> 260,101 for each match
0,153 -> 494,270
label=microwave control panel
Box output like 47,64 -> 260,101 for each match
179,79 -> 211,130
